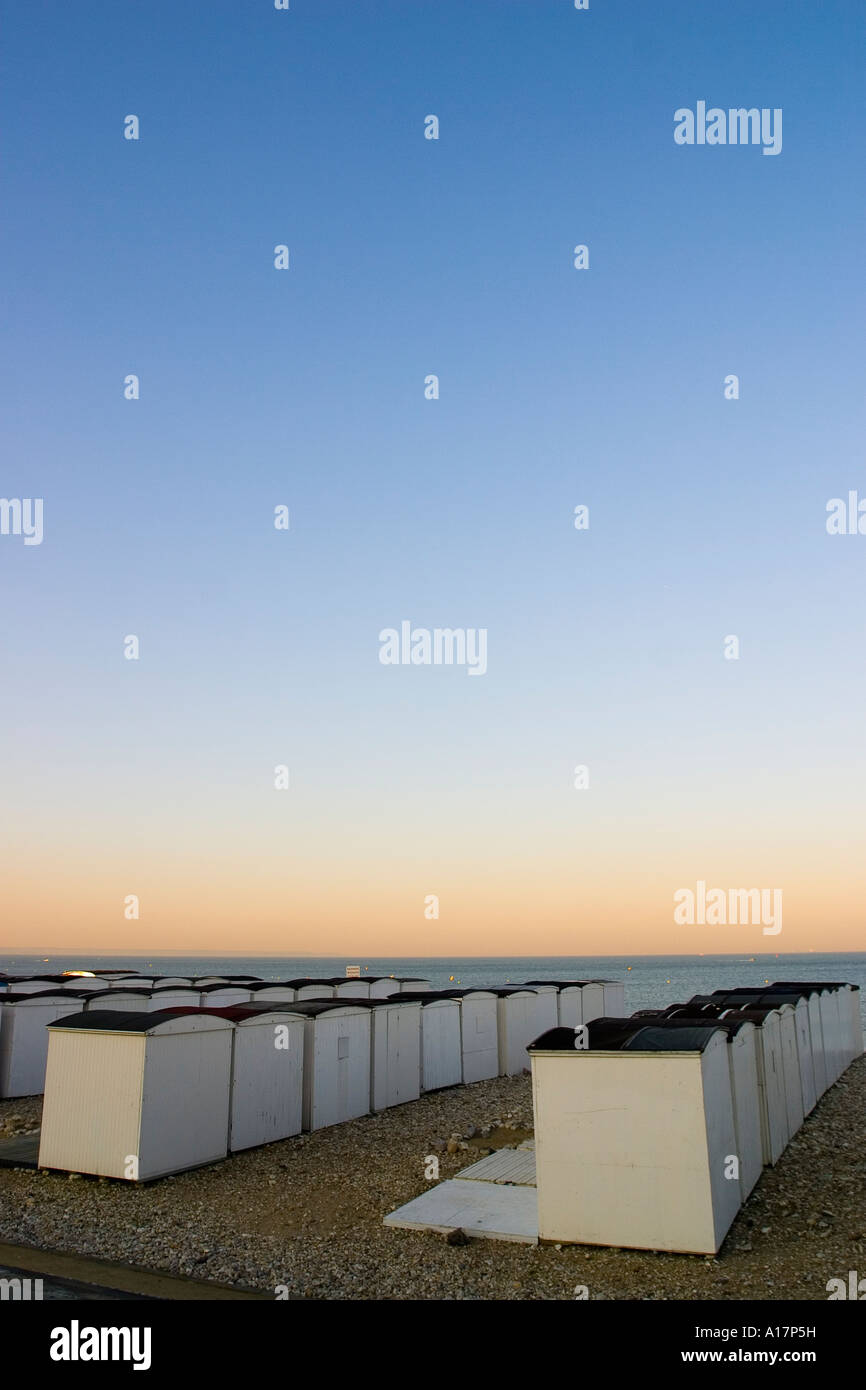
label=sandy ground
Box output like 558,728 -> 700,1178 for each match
0,1059 -> 863,1300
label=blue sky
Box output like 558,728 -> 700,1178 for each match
1,1 -> 864,953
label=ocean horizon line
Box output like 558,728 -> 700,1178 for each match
3,949 -> 862,961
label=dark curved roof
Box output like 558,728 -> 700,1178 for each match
284,979 -> 336,989
651,1014 -> 753,1037
1,989 -> 94,1002
199,983 -> 253,993
48,1009 -> 221,1032
426,988 -> 495,999
585,1017 -> 649,1049
719,1006 -> 780,1024
520,980 -> 586,988
164,1004 -> 303,1022
272,1000 -> 370,1017
85,990 -> 152,1001
527,1027 -> 586,1052
484,986 -> 537,997
771,980 -> 857,992
244,984 -> 297,993
623,1026 -> 722,1052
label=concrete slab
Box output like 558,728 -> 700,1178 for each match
455,1147 -> 536,1186
384,1179 -> 538,1244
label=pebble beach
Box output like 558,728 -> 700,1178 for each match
0,1056 -> 863,1301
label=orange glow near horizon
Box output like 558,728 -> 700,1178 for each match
1,841 -> 863,957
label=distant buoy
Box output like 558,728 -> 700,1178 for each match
627,966 -> 632,971
449,976 -> 455,981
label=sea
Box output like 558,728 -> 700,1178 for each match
2,951 -> 864,1030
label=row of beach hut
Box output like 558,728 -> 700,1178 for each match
0,973 -> 622,1102
0,974 -> 622,1180
528,980 -> 862,1254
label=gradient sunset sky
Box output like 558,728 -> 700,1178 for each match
1,1 -> 864,956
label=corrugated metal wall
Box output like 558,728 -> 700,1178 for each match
38,1032 -> 144,1177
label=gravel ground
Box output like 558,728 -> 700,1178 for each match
0,1060 -> 863,1300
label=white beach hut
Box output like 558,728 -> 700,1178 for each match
578,982 -> 606,1024
760,992 -> 816,1117
718,993 -> 804,1143
817,987 -> 845,1083
713,986 -> 816,1119
289,980 -> 337,1001
332,978 -> 372,1000
3,978 -> 63,995
822,986 -> 850,1081
147,987 -> 201,1012
770,984 -> 828,1099
369,977 -> 432,999
654,1015 -> 763,1204
415,998 -> 463,1092
723,1007 -> 789,1165
555,986 -> 584,1029
837,984 -> 862,1063
441,989 -> 499,1083
774,1002 -> 805,1140
38,1009 -> 234,1180
490,989 -> 541,1076
286,1002 -> 372,1131
529,1024 -> 741,1255
366,999 -> 422,1110
517,984 -> 559,1036
84,989 -> 152,1013
0,992 -> 93,1098
775,981 -> 862,1074
368,977 -> 400,999
805,988 -> 829,1098
245,984 -> 299,1004
220,1008 -> 306,1150
198,985 -> 254,1008
593,980 -> 626,1015
820,983 -> 860,1068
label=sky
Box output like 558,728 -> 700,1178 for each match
1,1 -> 864,956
